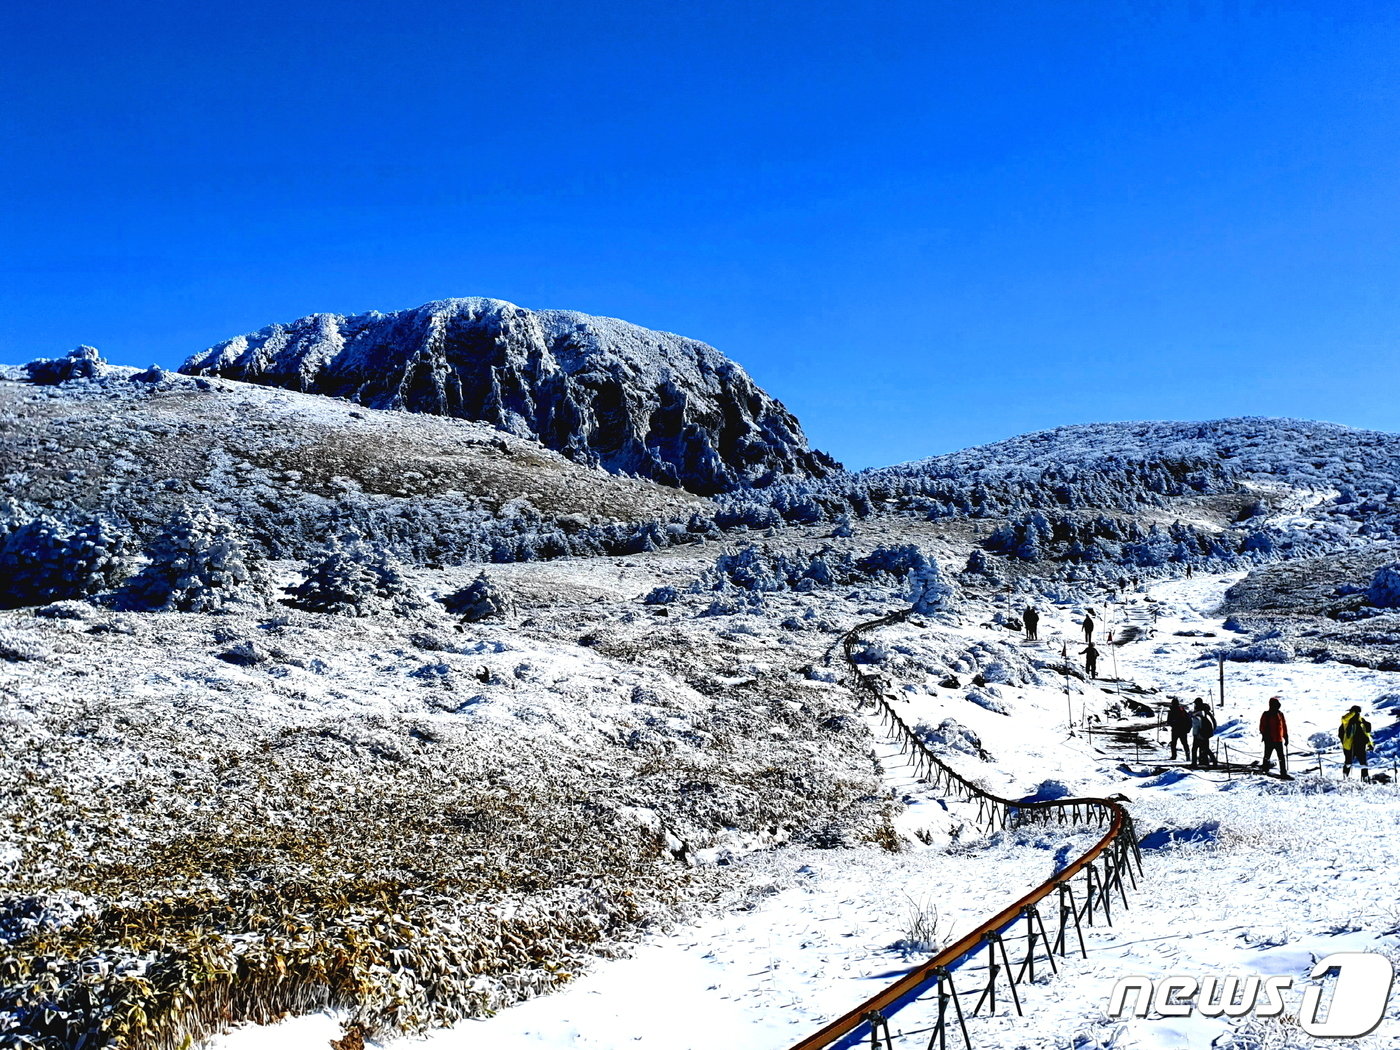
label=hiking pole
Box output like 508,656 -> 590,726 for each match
1218,654 -> 1226,711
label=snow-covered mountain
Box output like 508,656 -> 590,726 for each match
181,298 -> 838,495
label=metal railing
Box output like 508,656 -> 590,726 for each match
789,610 -> 1143,1050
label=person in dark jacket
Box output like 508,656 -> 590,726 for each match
1339,705 -> 1374,781
1166,698 -> 1192,760
1081,643 -> 1099,679
1190,698 -> 1217,767
1259,696 -> 1289,777
1081,610 -> 1096,644
1023,605 -> 1040,641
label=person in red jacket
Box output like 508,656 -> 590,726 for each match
1259,696 -> 1290,777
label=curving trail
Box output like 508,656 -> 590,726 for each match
789,609 -> 1145,1050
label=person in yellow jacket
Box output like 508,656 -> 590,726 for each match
1339,705 -> 1373,781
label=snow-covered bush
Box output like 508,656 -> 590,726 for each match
1307,731 -> 1336,752
1366,565 -> 1400,608
699,591 -> 767,617
440,572 -> 514,622
965,687 -> 1008,714
913,717 -> 985,758
23,345 -> 104,384
963,548 -> 998,576
909,560 -> 957,613
286,540 -> 426,617
0,628 -> 46,663
128,364 -> 170,384
119,507 -> 261,612
1217,639 -> 1296,663
691,542 -> 936,598
0,516 -> 135,607
1018,779 -> 1071,803
643,585 -> 680,605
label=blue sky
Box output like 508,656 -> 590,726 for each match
4,1 -> 1399,469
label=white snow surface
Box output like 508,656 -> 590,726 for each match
207,570 -> 1400,1050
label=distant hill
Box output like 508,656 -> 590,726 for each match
181,297 -> 838,495
871,418 -> 1400,494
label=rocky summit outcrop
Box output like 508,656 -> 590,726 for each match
181,297 -> 838,495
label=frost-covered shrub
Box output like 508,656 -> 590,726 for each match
699,591 -> 767,617
287,540 -> 427,617
1366,565 -> 1400,609
217,640 -> 268,666
830,514 -> 854,538
856,543 -> 928,579
965,687 -> 1009,714
914,717 -> 985,757
440,572 -> 514,622
23,345 -> 104,385
964,548 -> 998,576
0,516 -> 135,607
909,560 -> 957,613
980,660 -> 1015,684
1307,731 -> 1336,752
692,542 -> 934,598
0,628 -> 45,663
1018,779 -> 1070,803
128,364 -> 170,384
119,508 -> 261,612
643,585 -> 680,605
1217,640 -> 1295,663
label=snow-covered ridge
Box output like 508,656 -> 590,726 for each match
181,297 -> 839,495
876,417 -> 1400,493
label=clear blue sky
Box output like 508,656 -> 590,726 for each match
4,1 -> 1399,469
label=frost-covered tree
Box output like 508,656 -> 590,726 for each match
0,516 -> 135,607
440,571 -> 515,622
286,539 -> 426,617
1367,565 -> 1400,609
24,345 -> 104,385
909,558 -> 957,614
119,507 -> 260,612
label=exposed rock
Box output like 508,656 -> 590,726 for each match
24,346 -> 104,385
182,297 -> 839,495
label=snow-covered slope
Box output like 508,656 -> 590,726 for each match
181,298 -> 839,495
0,365 -> 702,560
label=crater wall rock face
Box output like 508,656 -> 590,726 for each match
181,297 -> 838,494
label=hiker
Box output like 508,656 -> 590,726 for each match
1167,698 -> 1192,760
1081,610 -> 1096,643
1259,696 -> 1289,777
1339,705 -> 1374,781
1081,642 -> 1099,679
1117,576 -> 1127,595
1190,698 -> 1216,767
1185,564 -> 1194,578
1023,605 -> 1040,641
